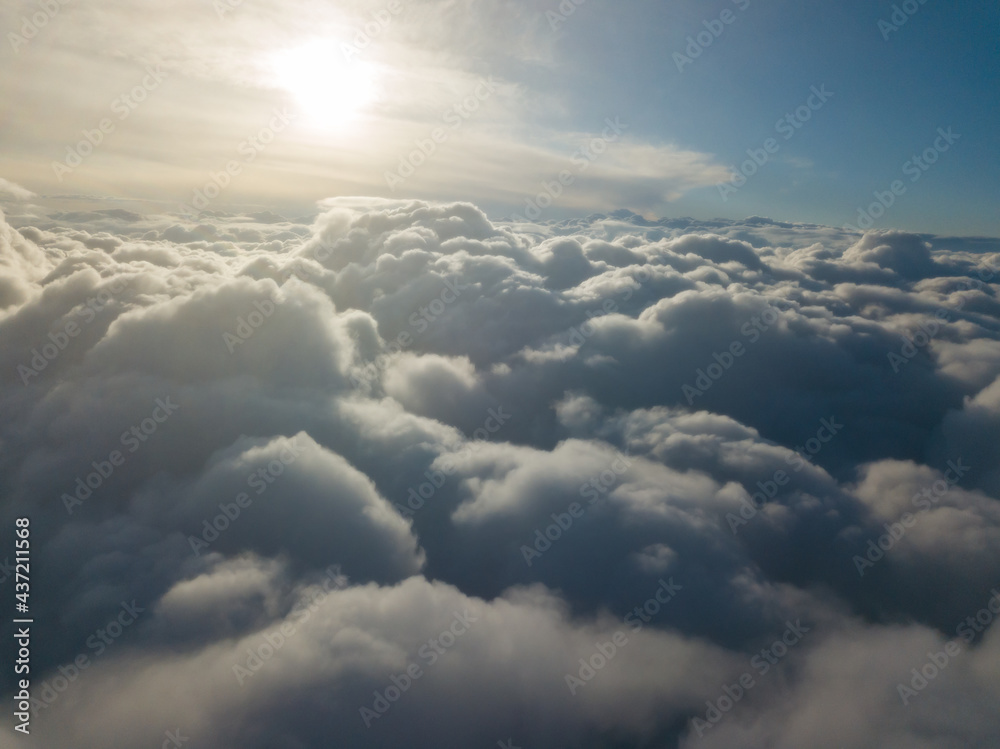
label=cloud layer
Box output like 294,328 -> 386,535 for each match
1,198 -> 999,748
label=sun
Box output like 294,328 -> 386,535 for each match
269,40 -> 378,129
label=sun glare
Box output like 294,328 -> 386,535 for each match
269,40 -> 378,129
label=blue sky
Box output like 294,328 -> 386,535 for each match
1,0 -> 997,235
538,0 -> 1000,235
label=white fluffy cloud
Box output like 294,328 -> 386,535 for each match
0,198 -> 998,748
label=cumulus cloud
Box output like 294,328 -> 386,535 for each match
0,199 -> 998,748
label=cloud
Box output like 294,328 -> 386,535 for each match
0,199 -> 998,748
0,178 -> 35,202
